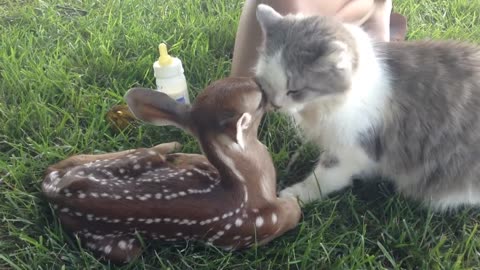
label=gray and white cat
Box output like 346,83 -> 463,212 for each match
254,4 -> 480,211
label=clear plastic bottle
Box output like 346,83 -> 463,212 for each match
153,43 -> 190,104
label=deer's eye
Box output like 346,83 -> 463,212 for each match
218,111 -> 237,127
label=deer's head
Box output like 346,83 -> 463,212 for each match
125,77 -> 266,152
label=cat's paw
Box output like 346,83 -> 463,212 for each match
278,188 -> 299,200
279,183 -> 321,204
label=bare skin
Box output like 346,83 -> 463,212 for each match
231,0 -> 407,77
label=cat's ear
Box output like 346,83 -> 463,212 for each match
335,41 -> 352,70
256,4 -> 283,30
309,41 -> 353,73
332,41 -> 353,71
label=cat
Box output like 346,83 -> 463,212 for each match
253,4 -> 480,211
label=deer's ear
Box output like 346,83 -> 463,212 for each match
125,88 -> 192,131
236,113 -> 252,130
235,113 -> 252,150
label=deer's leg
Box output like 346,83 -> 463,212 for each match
46,142 -> 182,174
83,233 -> 142,264
59,213 -> 142,263
256,197 -> 301,246
280,147 -> 376,204
43,142 -> 182,197
150,142 -> 182,155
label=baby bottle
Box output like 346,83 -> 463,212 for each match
153,43 -> 190,104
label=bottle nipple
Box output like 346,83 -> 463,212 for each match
158,43 -> 173,66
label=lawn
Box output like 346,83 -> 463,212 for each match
1,0 -> 480,269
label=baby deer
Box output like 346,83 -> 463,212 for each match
42,77 -> 301,263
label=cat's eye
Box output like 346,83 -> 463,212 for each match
287,90 -> 300,97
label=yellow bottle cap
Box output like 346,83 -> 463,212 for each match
158,43 -> 173,66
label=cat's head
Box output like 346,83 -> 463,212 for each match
254,4 -> 358,112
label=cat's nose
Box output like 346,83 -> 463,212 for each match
267,102 -> 280,111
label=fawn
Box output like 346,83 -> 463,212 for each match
42,77 -> 301,263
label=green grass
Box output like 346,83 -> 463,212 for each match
1,0 -> 480,269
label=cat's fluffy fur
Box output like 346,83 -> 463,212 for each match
254,4 -> 480,211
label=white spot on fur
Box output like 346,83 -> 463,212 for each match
223,246 -> 233,251
255,216 -> 264,227
118,240 -> 127,250
235,218 -> 243,227
271,213 -> 278,224
104,245 -> 112,254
